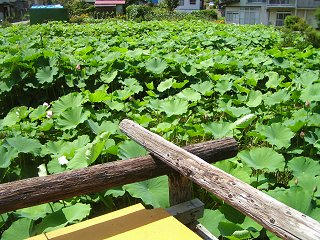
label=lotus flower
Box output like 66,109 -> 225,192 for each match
43,102 -> 50,107
76,64 -> 81,70
58,156 -> 69,165
46,110 -> 53,118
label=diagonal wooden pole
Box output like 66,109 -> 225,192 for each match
119,119 -> 320,240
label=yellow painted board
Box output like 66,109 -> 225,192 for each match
27,203 -> 202,240
27,235 -> 47,240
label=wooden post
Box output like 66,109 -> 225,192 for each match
120,119 -> 320,240
0,139 -> 237,214
169,172 -> 193,206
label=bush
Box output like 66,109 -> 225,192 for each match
126,5 -> 152,21
305,27 -> 320,48
190,10 -> 217,20
0,20 -> 12,28
282,15 -> 320,48
284,15 -> 308,32
53,0 -> 95,17
126,7 -> 218,21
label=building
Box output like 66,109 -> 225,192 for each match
85,0 -> 125,15
176,0 -> 203,12
223,0 -> 320,28
0,0 -> 28,21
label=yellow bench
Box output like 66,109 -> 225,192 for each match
27,204 -> 202,240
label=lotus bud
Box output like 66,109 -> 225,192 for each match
58,156 -> 69,165
43,102 -> 50,107
305,101 -> 311,108
299,131 -> 305,138
76,64 -> 81,70
294,178 -> 298,185
46,110 -> 53,118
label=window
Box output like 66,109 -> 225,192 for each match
226,11 -> 239,24
179,0 -> 184,6
276,12 -> 291,26
190,0 -> 196,5
239,7 -> 261,25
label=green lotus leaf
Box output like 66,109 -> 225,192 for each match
118,140 -> 147,160
265,71 -> 283,89
2,218 -> 32,240
256,123 -> 295,149
294,70 -> 319,87
300,83 -> 320,102
215,79 -> 233,95
238,147 -> 285,171
35,210 -> 68,234
124,176 -> 169,208
29,105 -> 47,121
88,90 -> 110,103
56,107 -> 90,130
87,120 -> 118,135
267,186 -> 313,215
263,89 -> 290,106
101,70 -> 118,83
190,81 -> 214,96
0,145 -> 18,168
52,92 -> 85,116
203,122 -> 233,139
246,90 -> 262,107
199,209 -> 226,237
218,222 -> 249,239
105,187 -> 126,198
180,65 -> 197,76
157,78 -> 173,92
2,106 -> 30,127
62,203 -> 91,223
6,136 -> 42,154
145,58 -> 167,75
16,204 -> 51,220
36,66 -> 58,84
160,98 -> 188,117
288,157 -> 320,177
177,88 -> 201,102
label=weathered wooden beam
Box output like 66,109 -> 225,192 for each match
166,198 -> 204,225
120,119 -> 320,240
0,138 -> 237,214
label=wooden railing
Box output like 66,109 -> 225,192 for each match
1,119 -> 320,240
0,138 -> 237,214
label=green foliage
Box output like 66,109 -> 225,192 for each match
126,5 -> 152,21
162,0 -> 179,11
282,15 -> 320,48
1,20 -> 320,240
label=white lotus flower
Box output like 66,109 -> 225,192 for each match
58,156 -> 69,165
38,164 -> 47,177
43,102 -> 50,107
46,110 -> 53,118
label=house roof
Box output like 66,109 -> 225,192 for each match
95,0 -> 125,6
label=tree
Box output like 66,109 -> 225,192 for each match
163,0 -> 179,11
316,7 -> 320,28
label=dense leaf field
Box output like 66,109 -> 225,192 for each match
0,20 -> 320,240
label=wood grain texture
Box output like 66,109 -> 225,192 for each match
120,119 -> 320,240
0,138 -> 237,214
169,172 -> 193,206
